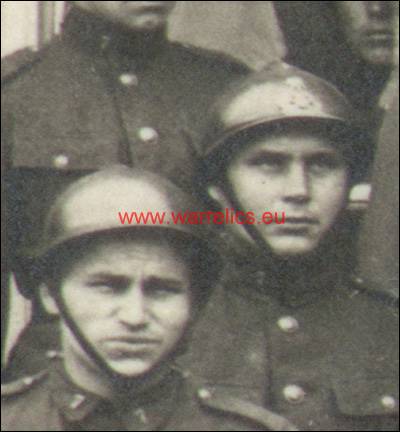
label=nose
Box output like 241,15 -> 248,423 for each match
366,1 -> 393,19
283,162 -> 310,205
117,285 -> 148,328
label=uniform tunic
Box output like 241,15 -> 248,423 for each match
1,360 -> 296,431
180,239 -> 399,431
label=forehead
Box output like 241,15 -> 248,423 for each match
64,234 -> 191,280
336,1 -> 367,14
233,126 -> 340,159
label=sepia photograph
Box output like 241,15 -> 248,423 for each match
1,1 -> 399,430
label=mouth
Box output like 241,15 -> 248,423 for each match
103,338 -> 161,359
364,29 -> 394,45
274,217 -> 318,235
284,217 -> 319,225
103,337 -> 161,351
125,2 -> 171,13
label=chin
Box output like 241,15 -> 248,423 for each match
107,359 -> 154,378
361,48 -> 394,67
268,239 -> 319,258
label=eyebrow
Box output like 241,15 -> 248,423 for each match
87,273 -> 130,286
87,273 -> 187,288
144,276 -> 188,289
247,148 -> 338,160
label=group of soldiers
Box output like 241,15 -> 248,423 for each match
1,1 -> 399,431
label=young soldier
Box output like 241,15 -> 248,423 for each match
181,63 -> 399,431
1,1 -> 249,366
1,166 -> 290,431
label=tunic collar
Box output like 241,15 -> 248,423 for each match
49,360 -> 183,430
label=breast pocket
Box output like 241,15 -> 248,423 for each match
331,376 -> 399,431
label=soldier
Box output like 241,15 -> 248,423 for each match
2,166 -> 293,431
274,1 -> 396,145
1,1 -> 249,370
180,64 -> 399,430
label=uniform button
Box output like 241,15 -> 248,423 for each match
137,127 -> 159,143
53,154 -> 69,169
198,388 -> 212,400
22,376 -> 34,386
277,316 -> 300,333
381,395 -> 397,410
46,350 -> 62,360
283,385 -> 306,404
119,73 -> 138,86
69,394 -> 86,410
354,276 -> 364,285
134,408 -> 148,424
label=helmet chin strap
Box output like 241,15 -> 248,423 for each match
52,289 -> 132,382
52,288 -> 190,387
221,180 -> 275,258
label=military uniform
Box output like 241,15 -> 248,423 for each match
1,356 -> 300,431
1,7 -> 249,362
180,236 -> 399,431
178,63 -> 399,430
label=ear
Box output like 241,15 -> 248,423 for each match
207,185 -> 231,209
39,284 -> 60,316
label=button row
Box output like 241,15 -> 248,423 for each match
51,127 -> 159,168
119,73 -> 138,87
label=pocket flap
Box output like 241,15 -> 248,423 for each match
332,377 -> 399,417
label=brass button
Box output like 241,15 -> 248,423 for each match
277,316 -> 300,333
22,376 -> 34,386
137,127 -> 159,143
46,350 -> 62,360
119,73 -> 138,87
198,388 -> 212,400
283,385 -> 306,404
354,276 -> 364,285
381,395 -> 397,410
69,394 -> 86,410
53,154 -> 69,169
134,408 -> 148,424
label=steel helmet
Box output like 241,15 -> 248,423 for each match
200,62 -> 372,183
17,165 -> 220,298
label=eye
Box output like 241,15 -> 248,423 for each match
248,154 -> 287,171
144,281 -> 186,299
307,154 -> 344,172
86,279 -> 127,294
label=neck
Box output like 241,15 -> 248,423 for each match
223,221 -> 352,304
63,7 -> 168,59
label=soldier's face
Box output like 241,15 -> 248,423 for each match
336,1 -> 396,66
51,236 -> 191,378
72,1 -> 176,32
224,128 -> 349,257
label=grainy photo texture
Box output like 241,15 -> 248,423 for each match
1,2 -> 399,431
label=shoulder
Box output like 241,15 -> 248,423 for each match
1,36 -> 80,93
196,384 -> 299,431
348,275 -> 399,312
1,370 -> 48,398
1,371 -> 49,430
168,41 -> 251,75
173,371 -> 298,431
1,48 -> 42,87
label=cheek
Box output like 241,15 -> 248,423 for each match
230,167 -> 279,210
61,285 -> 112,328
314,175 -> 348,218
152,297 -> 191,332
